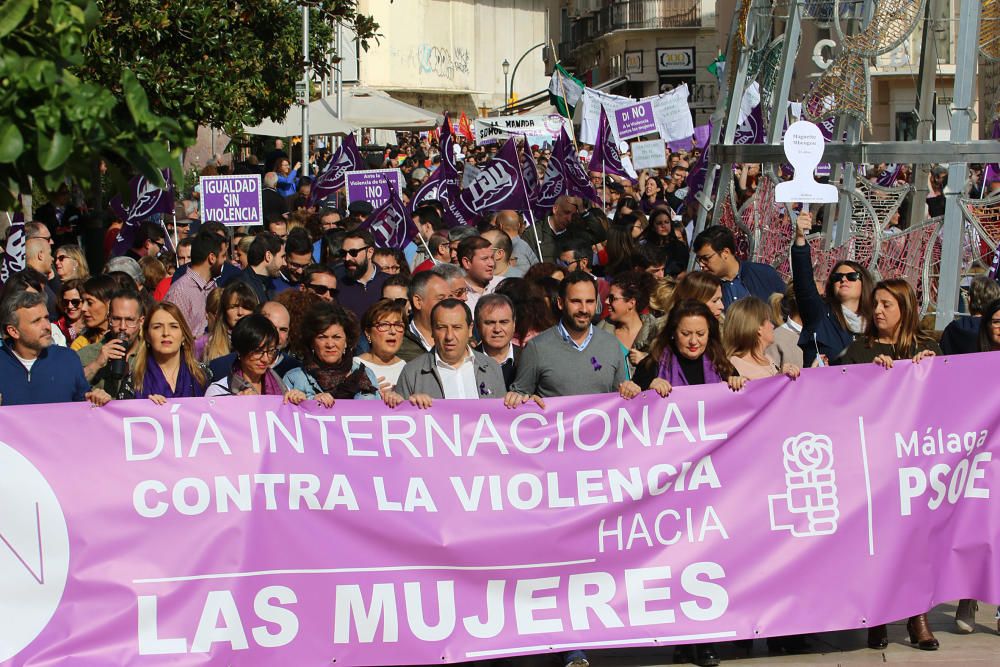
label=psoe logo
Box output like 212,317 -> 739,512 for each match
768,432 -> 839,537
0,439 -> 70,662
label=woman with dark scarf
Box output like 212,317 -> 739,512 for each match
283,302 -> 380,403
133,303 -> 208,403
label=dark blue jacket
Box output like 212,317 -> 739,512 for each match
940,315 -> 980,355
0,343 -> 90,406
722,260 -> 787,308
791,244 -> 857,366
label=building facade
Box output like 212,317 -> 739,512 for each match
550,0 -> 721,124
351,0 -> 550,116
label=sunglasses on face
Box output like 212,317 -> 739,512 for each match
830,271 -> 861,283
308,284 -> 339,297
62,298 -> 82,308
341,246 -> 369,258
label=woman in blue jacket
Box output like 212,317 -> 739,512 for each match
791,210 -> 875,365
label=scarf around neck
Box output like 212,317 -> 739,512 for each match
657,351 -> 723,387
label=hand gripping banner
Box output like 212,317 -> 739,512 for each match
0,355 -> 997,665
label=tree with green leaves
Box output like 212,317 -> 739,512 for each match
0,0 -> 191,210
84,0 -> 378,135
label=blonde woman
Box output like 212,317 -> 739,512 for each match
54,244 -> 90,282
198,281 -> 258,362
723,297 -> 800,380
133,303 -> 209,403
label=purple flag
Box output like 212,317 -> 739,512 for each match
520,144 -> 540,201
410,116 -> 462,222
359,178 -> 419,249
693,123 -> 712,148
0,200 -> 26,287
734,104 -> 765,145
983,119 -> 1000,199
454,139 -> 531,219
439,114 -> 460,176
877,164 -> 903,187
111,170 -> 174,256
556,128 -> 601,204
410,163 -> 462,227
307,134 -> 365,207
535,133 -> 568,211
588,107 -> 632,181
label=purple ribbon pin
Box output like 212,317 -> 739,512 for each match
591,357 -> 602,371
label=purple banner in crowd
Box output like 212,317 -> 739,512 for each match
200,174 -> 263,226
613,101 -> 658,140
589,107 -> 632,181
307,134 -> 366,208
1,356 -> 998,666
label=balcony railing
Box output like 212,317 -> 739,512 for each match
570,0 -> 701,44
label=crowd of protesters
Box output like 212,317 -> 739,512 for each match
1,132 -> 999,667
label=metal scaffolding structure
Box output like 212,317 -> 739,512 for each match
694,0 -> 997,328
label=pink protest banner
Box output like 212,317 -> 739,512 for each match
0,355 -> 998,666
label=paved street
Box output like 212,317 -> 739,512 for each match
438,602 -> 1000,667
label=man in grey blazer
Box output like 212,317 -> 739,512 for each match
388,299 -> 506,409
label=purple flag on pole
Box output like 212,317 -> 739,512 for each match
693,123 -> 712,148
734,104 -> 765,145
410,164 -> 462,226
439,114 -> 460,176
454,139 -> 531,218
520,144 -> 540,201
358,178 -> 419,249
535,133 -> 568,211
410,116 -> 462,221
556,128 -> 601,204
307,134 -> 365,207
877,164 -> 903,187
0,200 -> 25,288
588,107 -> 632,181
111,170 -> 175,256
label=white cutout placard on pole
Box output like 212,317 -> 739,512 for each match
775,120 -> 839,203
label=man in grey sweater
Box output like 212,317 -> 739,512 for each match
505,271 -> 627,407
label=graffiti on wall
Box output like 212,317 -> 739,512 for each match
392,44 -> 471,81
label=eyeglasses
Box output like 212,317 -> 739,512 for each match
27,234 -> 53,244
109,316 -> 141,327
559,258 -> 582,268
341,246 -> 370,258
247,347 -> 279,360
308,283 -> 339,297
62,298 -> 82,308
695,251 -> 718,265
286,259 -> 312,271
830,271 -> 861,283
55,255 -> 72,263
372,321 -> 406,333
608,294 -> 631,303
450,287 -> 468,298
378,264 -> 401,273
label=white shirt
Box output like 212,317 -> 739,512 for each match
434,348 -> 478,399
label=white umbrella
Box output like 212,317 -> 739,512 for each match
338,87 -> 442,130
243,97 -> 357,136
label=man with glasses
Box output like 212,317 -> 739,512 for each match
125,221 -> 166,263
692,225 -> 785,309
24,221 -> 54,246
77,290 -> 144,398
336,230 -> 388,319
274,228 -> 314,292
303,265 -> 339,303
372,248 -> 403,276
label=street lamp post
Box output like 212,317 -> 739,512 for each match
508,43 -> 545,110
502,59 -> 510,111
301,2 -> 310,177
